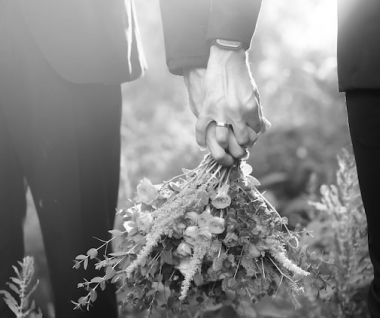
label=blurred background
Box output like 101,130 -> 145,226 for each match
23,0 -> 352,316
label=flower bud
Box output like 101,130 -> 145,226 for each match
137,178 -> 158,205
248,243 -> 262,258
123,221 -> 133,232
177,242 -> 192,257
184,226 -> 198,244
211,185 -> 231,209
198,211 -> 213,228
196,227 -> 212,246
223,232 -> 239,247
184,212 -> 199,226
207,217 -> 225,234
136,213 -> 153,233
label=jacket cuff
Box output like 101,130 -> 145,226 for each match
207,0 -> 262,50
167,56 -> 209,76
160,0 -> 211,75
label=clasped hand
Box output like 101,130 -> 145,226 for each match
184,46 -> 270,166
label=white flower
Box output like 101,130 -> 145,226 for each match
248,243 -> 262,258
206,217 -> 225,234
240,162 -> 253,176
184,212 -> 199,226
177,242 -> 192,257
137,178 -> 158,205
211,184 -> 231,209
123,221 -> 133,232
198,211 -> 213,228
136,213 -> 153,233
196,227 -> 212,246
176,258 -> 192,276
184,226 -> 198,244
223,232 -> 239,247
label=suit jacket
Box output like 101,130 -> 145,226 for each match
160,0 -> 262,75
337,0 -> 380,91
17,0 -> 146,84
161,0 -> 380,91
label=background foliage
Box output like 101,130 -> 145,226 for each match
22,0 -> 357,317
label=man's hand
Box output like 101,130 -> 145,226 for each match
184,46 -> 270,166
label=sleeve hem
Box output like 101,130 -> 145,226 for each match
167,55 -> 209,76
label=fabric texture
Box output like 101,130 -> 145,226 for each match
346,90 -> 380,318
16,0 -> 146,84
337,0 -> 380,91
160,0 -> 262,75
0,0 -> 128,317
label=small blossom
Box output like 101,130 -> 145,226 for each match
240,162 -> 253,176
223,232 -> 239,247
212,195 -> 231,209
137,178 -> 158,205
184,226 -> 198,244
196,190 -> 210,207
184,212 -> 199,226
171,223 -> 184,239
198,211 -> 213,228
177,242 -> 192,257
136,213 -> 153,233
211,184 -> 231,209
248,243 -> 262,258
123,221 -> 133,232
207,217 -> 225,234
196,227 -> 212,246
176,257 -> 192,276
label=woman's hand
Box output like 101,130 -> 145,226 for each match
184,46 -> 270,166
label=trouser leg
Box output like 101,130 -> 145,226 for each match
0,14 -> 121,318
0,104 -> 27,318
346,89 -> 380,318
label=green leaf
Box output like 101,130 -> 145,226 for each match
161,250 -> 174,265
87,248 -> 98,259
7,283 -> 19,295
105,267 -> 116,280
0,290 -> 18,308
146,289 -> 156,297
169,182 -> 182,192
109,251 -> 130,257
75,254 -> 88,261
90,277 -> 104,283
4,298 -> 19,316
128,228 -> 138,237
247,175 -> 261,187
9,277 -> 22,286
156,274 -> 163,282
11,266 -> 21,280
78,296 -> 88,306
109,229 -> 124,236
90,289 -> 97,302
83,258 -> 88,270
134,235 -> 147,245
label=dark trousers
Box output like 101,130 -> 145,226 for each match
0,1 -> 120,317
346,90 -> 380,318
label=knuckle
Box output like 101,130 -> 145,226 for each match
233,149 -> 247,159
216,136 -> 229,148
213,152 -> 226,162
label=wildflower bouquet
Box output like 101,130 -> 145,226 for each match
73,154 -> 325,315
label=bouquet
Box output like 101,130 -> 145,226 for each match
73,154 -> 329,315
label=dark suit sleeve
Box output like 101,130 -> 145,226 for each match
159,0 -> 262,75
